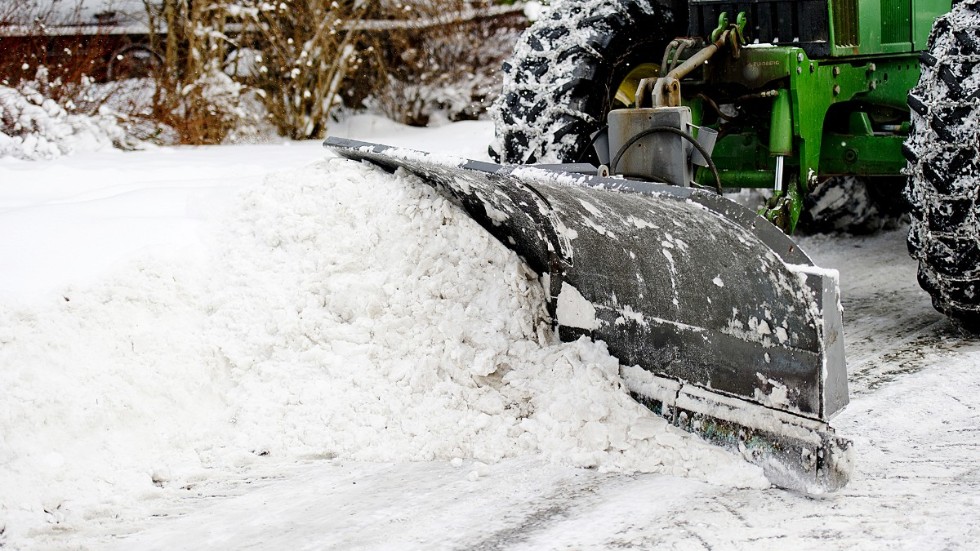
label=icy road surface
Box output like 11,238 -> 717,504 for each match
1,117 -> 978,550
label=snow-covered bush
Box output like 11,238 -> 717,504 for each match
0,1 -> 168,157
0,70 -> 137,160
151,59 -> 268,145
370,11 -> 523,126
232,0 -> 364,140
144,1 -> 258,144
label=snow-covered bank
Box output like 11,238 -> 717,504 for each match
0,124 -> 763,549
0,115 -> 490,304
0,140 -> 323,302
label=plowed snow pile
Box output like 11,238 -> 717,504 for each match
0,158 -> 764,542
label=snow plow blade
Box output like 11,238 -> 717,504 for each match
324,137 -> 852,493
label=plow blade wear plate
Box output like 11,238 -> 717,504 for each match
324,138 -> 851,493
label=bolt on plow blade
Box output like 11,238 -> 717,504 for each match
324,138 -> 852,493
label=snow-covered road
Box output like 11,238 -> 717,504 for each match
2,117 -> 978,550
101,232 -> 980,551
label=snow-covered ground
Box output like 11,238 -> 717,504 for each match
1,116 -> 978,550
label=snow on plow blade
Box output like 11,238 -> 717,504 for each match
324,138 -> 852,493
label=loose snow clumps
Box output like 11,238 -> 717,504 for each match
0,158 -> 764,544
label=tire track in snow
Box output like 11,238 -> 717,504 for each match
799,228 -> 970,395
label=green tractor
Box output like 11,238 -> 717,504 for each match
491,0 -> 979,329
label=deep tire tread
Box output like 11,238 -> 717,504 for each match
906,1 -> 980,329
489,0 -> 680,164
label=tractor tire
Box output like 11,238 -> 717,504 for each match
904,0 -> 980,329
799,176 -> 906,234
489,0 -> 682,164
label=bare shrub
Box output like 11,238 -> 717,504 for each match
231,0 -> 525,135
233,1 -> 368,140
363,1 -> 526,126
144,0 -> 261,144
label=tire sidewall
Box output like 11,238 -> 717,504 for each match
492,0 -> 680,163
